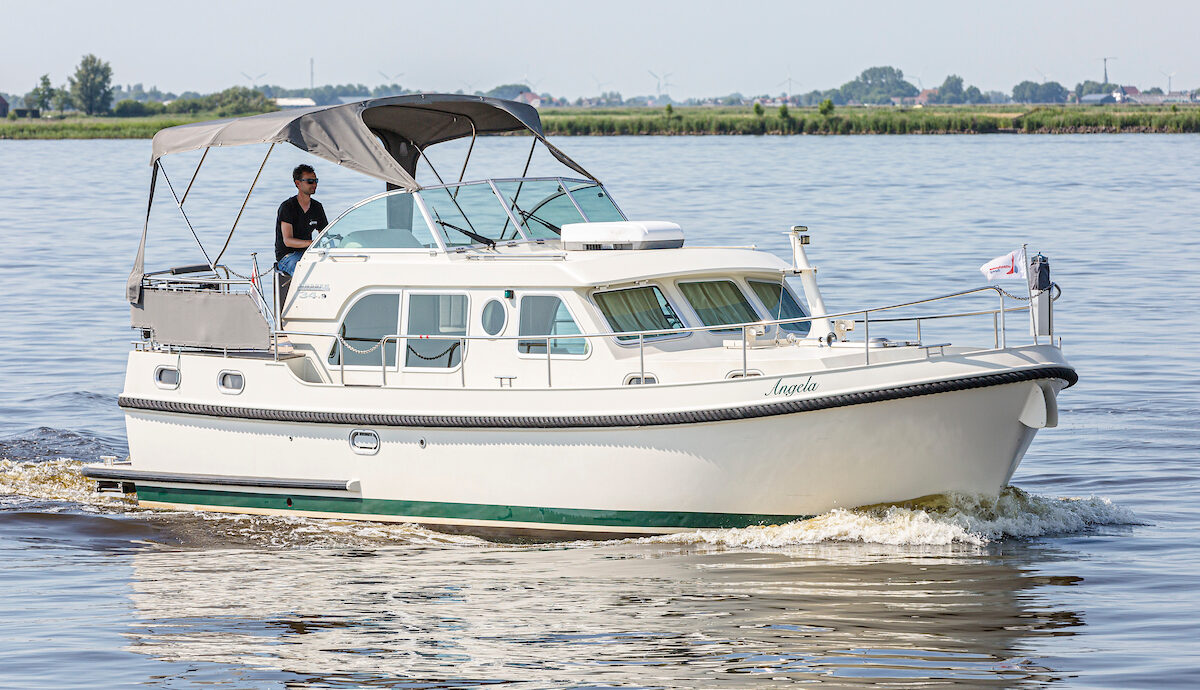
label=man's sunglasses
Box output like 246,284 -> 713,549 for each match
298,178 -> 318,184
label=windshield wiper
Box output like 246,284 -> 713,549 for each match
510,201 -> 562,236
432,209 -> 496,249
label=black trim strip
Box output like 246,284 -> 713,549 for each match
118,366 -> 1076,430
83,466 -> 352,491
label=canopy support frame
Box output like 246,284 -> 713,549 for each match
159,161 -> 216,271
213,142 -> 275,267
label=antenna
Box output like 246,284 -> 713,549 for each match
1099,56 -> 1117,85
1161,69 -> 1176,93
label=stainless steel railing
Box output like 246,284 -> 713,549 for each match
265,284 -> 1052,389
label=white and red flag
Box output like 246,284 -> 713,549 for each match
979,248 -> 1027,282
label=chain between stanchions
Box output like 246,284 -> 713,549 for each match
341,338 -> 384,355
995,283 -> 1061,302
406,342 -> 461,360
225,265 -> 277,281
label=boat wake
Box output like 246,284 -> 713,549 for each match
1,443 -> 1141,549
646,486 -> 1142,548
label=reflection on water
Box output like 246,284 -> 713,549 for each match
123,543 -> 1079,687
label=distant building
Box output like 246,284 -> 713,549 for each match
915,88 -> 938,106
274,97 -> 317,109
514,91 -> 542,108
1081,93 -> 1116,105
0,94 -> 7,117
13,108 -> 40,118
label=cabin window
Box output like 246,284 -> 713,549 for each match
593,286 -> 684,341
313,192 -> 438,250
329,293 -> 400,366
679,280 -> 760,332
749,280 -> 811,336
481,299 -> 507,336
492,181 -> 588,239
406,294 -> 467,368
518,296 -> 587,355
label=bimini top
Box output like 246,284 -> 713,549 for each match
149,93 -> 593,190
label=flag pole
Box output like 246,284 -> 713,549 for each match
1023,243 -> 1036,344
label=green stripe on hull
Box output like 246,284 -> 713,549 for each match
136,486 -> 809,530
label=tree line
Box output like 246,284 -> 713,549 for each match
8,54 -> 275,119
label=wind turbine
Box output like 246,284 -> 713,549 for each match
378,71 -> 404,83
521,68 -> 540,94
776,69 -> 798,98
1034,68 -> 1051,84
1161,69 -> 1176,93
661,74 -> 676,98
648,70 -> 671,98
460,80 -> 479,94
1099,56 -> 1117,84
241,71 -> 267,87
591,74 -> 611,94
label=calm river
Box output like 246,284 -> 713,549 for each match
1,134 -> 1197,687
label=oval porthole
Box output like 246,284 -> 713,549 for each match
154,365 -> 180,390
349,429 -> 380,455
217,370 -> 244,394
481,299 -> 507,336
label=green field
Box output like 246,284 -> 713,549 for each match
3,105 -> 1199,140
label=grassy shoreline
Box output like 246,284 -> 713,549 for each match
2,106 -> 1199,140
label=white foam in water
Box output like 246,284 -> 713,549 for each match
0,458 -> 129,508
1,461 -> 1139,548
647,487 -> 1141,548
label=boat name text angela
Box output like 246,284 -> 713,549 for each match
764,376 -> 819,397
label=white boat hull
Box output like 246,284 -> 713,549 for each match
99,345 -> 1074,538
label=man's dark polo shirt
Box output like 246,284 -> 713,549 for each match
275,195 -> 328,261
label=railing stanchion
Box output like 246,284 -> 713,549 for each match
742,326 -> 748,377
639,334 -> 645,382
546,337 -> 552,388
864,311 -> 870,365
340,338 -> 346,385
460,337 -> 466,388
916,318 -> 922,344
999,290 -> 1007,349
993,312 -> 999,349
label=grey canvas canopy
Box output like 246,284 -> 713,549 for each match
129,94 -> 595,302
149,93 -> 593,189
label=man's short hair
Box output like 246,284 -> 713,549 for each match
293,164 -> 315,181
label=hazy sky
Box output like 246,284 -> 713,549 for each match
3,1 -> 1197,99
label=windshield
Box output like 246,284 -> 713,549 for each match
418,182 -> 519,248
492,180 -> 625,239
313,192 -> 438,250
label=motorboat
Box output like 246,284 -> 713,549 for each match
85,94 -> 1076,539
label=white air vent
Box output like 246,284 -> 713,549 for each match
561,221 -> 684,251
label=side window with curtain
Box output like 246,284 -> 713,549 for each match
518,296 -> 587,355
328,293 -> 399,366
749,280 -> 811,336
593,286 -> 684,341
406,294 -> 467,368
678,280 -> 760,332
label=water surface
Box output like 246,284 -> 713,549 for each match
1,134 -> 1197,687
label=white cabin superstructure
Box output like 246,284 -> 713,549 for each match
88,95 -> 1076,539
